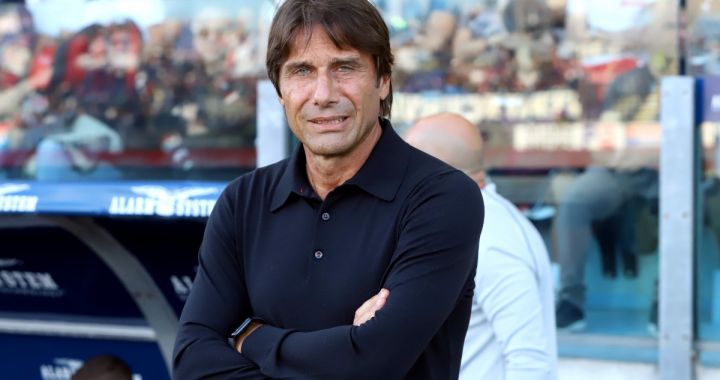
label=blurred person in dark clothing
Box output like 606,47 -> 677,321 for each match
28,23 -> 130,180
173,0 -> 484,378
74,21 -> 143,140
41,22 -> 142,140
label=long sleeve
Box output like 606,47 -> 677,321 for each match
173,184 -> 269,380
241,172 -> 484,379
475,248 -> 555,380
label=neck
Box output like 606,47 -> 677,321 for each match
471,171 -> 486,189
305,123 -> 382,200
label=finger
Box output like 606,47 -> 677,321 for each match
354,309 -> 373,326
370,288 -> 389,314
354,289 -> 391,326
354,301 -> 380,325
357,307 -> 377,326
357,288 -> 388,316
376,288 -> 389,305
355,294 -> 378,318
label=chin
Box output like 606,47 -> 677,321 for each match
306,141 -> 353,158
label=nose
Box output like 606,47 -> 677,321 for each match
312,71 -> 338,107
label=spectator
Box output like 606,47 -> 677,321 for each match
33,112 -> 122,180
0,4 -> 51,120
394,10 -> 458,92
71,354 -> 132,380
406,112 -> 557,380
554,111 -> 659,331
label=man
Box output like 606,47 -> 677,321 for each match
71,355 -> 132,380
405,113 -> 557,380
172,1 -> 484,379
553,119 -> 658,331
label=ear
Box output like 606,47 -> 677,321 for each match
379,75 -> 390,101
275,82 -> 285,106
277,87 -> 285,107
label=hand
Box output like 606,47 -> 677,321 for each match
353,288 -> 390,326
233,320 -> 263,354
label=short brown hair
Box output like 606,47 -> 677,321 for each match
266,0 -> 394,117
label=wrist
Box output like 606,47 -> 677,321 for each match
230,317 -> 264,353
236,321 -> 262,353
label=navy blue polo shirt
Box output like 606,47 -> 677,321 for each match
174,119 -> 484,380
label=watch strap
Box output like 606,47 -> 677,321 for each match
229,316 -> 264,340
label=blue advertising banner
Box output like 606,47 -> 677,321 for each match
98,218 -> 204,316
0,181 -> 226,218
0,334 -> 169,380
0,227 -> 143,320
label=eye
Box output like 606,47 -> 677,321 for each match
294,67 -> 311,76
337,65 -> 354,73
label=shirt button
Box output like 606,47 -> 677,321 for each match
321,212 -> 330,221
314,250 -> 324,259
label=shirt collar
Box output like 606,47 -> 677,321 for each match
270,118 -> 409,212
345,118 -> 409,201
484,180 -> 497,194
270,141 -> 313,212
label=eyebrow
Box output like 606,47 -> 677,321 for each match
282,55 -> 366,73
283,61 -> 309,74
329,56 -> 364,67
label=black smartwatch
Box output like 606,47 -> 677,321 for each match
229,317 -> 264,342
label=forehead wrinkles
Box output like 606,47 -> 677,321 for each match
285,26 -> 358,63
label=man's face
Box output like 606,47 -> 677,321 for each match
278,25 -> 390,159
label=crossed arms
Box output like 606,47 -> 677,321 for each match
173,173 -> 483,379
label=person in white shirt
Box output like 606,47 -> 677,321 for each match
405,112 -> 558,380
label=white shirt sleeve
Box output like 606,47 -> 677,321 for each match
475,247 -> 555,380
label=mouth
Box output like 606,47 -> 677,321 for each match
307,116 -> 349,126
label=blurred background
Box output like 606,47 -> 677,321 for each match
0,0 -> 718,379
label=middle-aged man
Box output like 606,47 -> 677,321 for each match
172,1 -> 484,379
405,113 -> 557,380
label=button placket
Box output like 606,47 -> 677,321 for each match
314,202 -> 331,263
